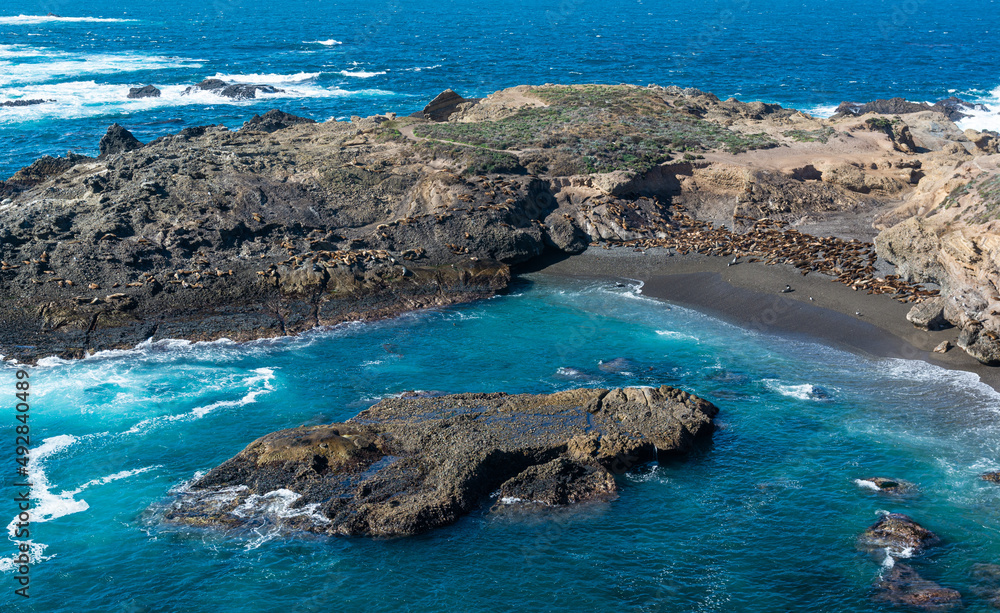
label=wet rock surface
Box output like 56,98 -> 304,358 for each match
859,513 -> 941,556
162,385 -> 718,537
875,563 -> 963,610
127,85 -> 161,99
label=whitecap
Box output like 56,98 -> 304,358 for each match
763,380 -> 831,401
854,479 -> 881,492
339,70 -> 386,78
304,39 -> 343,46
0,14 -> 138,25
655,329 -> 698,342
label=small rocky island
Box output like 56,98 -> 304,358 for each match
162,385 -> 718,536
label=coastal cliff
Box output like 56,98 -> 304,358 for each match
1,84 -> 998,364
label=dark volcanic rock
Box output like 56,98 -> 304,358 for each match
162,385 -> 718,537
492,457 -> 618,510
98,123 -> 143,158
874,563 -> 963,610
981,472 -> 1000,483
835,96 -> 989,121
859,513 -> 941,556
0,99 -> 51,107
240,109 -> 316,133
127,85 -> 161,99
185,78 -> 283,100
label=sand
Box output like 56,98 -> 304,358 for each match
529,246 -> 1000,391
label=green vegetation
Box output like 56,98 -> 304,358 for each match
416,141 -> 523,175
413,85 -> 776,174
782,127 -> 836,144
938,174 -> 1000,223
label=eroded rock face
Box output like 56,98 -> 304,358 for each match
162,385 -> 718,537
184,78 -> 283,100
240,109 -> 317,133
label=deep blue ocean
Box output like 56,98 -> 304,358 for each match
4,2 -> 1000,611
1,0 -> 1000,178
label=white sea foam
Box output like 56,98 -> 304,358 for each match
0,435 -> 157,573
0,14 -> 137,25
207,71 -> 321,85
854,479 -> 881,492
956,85 -> 1000,133
305,39 -> 343,46
655,329 -> 698,342
0,50 -> 200,87
404,65 -> 441,72
339,70 -> 386,78
763,380 -> 831,401
803,104 -> 838,118
123,367 -> 275,434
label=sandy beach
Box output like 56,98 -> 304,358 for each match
530,246 -> 1000,391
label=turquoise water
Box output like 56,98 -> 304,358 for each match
2,0 -> 1000,177
4,275 -> 1000,611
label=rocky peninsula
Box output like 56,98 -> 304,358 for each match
1,84 -> 998,367
162,385 -> 718,536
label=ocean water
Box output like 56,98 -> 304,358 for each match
4,275 -> 1000,611
2,0 -> 1000,178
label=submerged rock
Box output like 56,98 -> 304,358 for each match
971,563 -> 1000,608
981,472 -> 1000,483
874,563 -> 963,610
859,513 -> 941,556
162,385 -> 718,537
598,357 -> 635,374
856,477 -> 918,495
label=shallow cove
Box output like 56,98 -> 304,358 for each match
5,274 -> 1000,612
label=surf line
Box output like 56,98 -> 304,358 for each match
11,368 -> 31,598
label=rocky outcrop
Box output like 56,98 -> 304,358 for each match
859,513 -> 941,557
421,89 -> 476,121
835,96 -> 990,122
127,85 -> 161,99
184,78 -> 283,100
98,124 -> 143,158
857,477 -> 918,495
240,109 -> 316,133
162,385 -> 718,537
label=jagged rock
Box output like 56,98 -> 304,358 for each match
859,513 -> 941,556
422,89 -> 472,121
933,340 -> 951,354
185,78 -> 283,100
907,297 -> 950,330
874,563 -> 963,610
981,472 -> 1000,483
98,124 -> 143,158
492,457 -> 617,510
162,385 -> 718,536
127,85 -> 161,99
835,96 -> 988,121
240,109 -> 316,133
0,99 -> 50,107
957,324 -> 1000,366
875,218 -> 946,284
